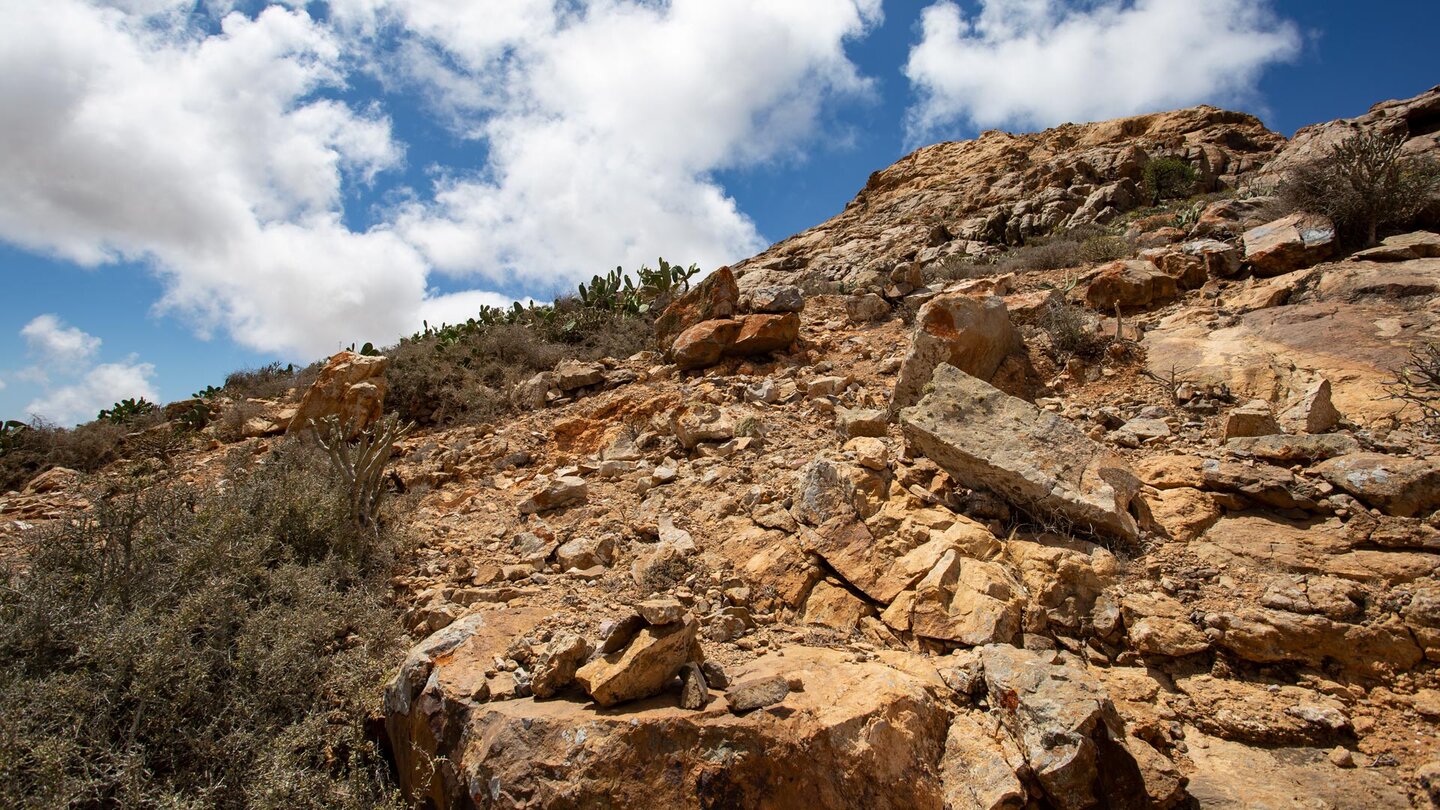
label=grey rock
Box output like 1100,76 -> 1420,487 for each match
901,365 -> 1141,540
726,674 -> 790,713
678,662 -> 710,709
746,285 -> 806,314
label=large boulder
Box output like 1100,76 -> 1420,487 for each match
286,350 -> 387,437
729,312 -> 799,356
671,319 -> 742,370
1084,259 -> 1179,311
890,294 -> 1024,414
978,645 -> 1147,810
655,266 -> 740,353
1243,213 -> 1336,276
901,365 -> 1142,541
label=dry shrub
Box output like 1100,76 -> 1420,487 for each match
0,419 -> 129,493
385,311 -> 652,427
223,362 -> 307,401
1281,130 -> 1440,248
1039,299 -> 1107,360
0,442 -> 405,808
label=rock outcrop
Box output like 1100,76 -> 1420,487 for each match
901,364 -> 1141,540
733,106 -> 1285,292
286,350 -> 387,436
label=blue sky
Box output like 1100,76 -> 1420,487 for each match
0,0 -> 1436,425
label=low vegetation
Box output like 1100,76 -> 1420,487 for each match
927,224 -> 1131,284
0,441 -> 406,808
1141,156 -> 1198,205
1281,130 -> 1440,248
384,259 -> 696,426
0,420 -> 130,494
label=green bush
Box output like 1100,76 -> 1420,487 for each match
1281,130 -> 1440,248
1142,157 -> 1198,205
97,397 -> 157,424
0,442 -> 404,808
385,305 -> 652,427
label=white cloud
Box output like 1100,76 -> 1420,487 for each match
366,0 -> 883,291
904,0 -> 1301,136
13,315 -> 157,426
25,359 -> 159,427
0,1 -> 425,358
20,314 -> 102,368
0,0 -> 882,360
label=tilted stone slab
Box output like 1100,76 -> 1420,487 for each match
901,364 -> 1140,541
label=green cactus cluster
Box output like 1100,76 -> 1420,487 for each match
174,402 -> 212,433
413,258 -> 700,350
579,258 -> 700,313
98,397 -> 157,424
192,384 -> 224,401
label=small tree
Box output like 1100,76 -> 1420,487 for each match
1387,343 -> 1440,436
1142,157 -> 1197,205
1282,130 -> 1440,248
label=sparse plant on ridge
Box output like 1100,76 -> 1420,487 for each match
1142,156 -> 1198,205
1281,130 -> 1440,248
97,397 -> 156,424
1386,342 -> 1440,435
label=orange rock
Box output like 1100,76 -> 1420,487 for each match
671,318 -> 741,370
286,350 -> 387,437
728,312 -> 799,356
655,266 -> 738,352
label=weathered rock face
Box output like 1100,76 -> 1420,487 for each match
1085,259 -> 1179,312
732,106 -> 1285,292
890,294 -> 1024,414
902,364 -> 1141,540
286,350 -> 387,436
1243,213 -> 1336,276
1143,253 -> 1440,426
1253,84 -> 1440,190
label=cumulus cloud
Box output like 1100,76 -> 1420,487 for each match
356,0 -> 883,291
25,360 -> 159,427
0,1 -> 426,358
13,315 -> 157,425
905,0 -> 1301,136
0,0 -> 882,359
20,314 -> 102,368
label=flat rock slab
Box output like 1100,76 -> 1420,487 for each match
901,364 -> 1141,541
388,643 -> 954,810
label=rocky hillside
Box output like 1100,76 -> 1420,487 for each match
5,87 -> 1440,809
734,105 -> 1285,292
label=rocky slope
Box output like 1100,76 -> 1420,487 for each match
6,87 -> 1440,809
733,105 -> 1286,293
